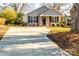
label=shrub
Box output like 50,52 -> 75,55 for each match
1,7 -> 17,20
1,7 -> 24,25
15,12 -> 24,25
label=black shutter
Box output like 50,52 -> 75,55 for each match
28,16 -> 30,23
36,16 -> 38,23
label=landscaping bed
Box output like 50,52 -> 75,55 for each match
47,30 -> 79,56
47,28 -> 79,56
0,26 -> 9,40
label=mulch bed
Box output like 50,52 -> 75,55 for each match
0,36 -> 3,40
47,32 -> 79,56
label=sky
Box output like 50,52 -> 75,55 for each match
0,3 -> 73,16
59,3 -> 73,16
35,3 -> 73,16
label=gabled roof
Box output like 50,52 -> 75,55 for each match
27,6 -> 63,16
40,9 -> 62,16
27,6 -> 49,16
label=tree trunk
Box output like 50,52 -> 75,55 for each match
71,3 -> 79,33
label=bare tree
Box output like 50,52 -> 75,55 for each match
11,3 -> 24,13
17,3 -> 25,13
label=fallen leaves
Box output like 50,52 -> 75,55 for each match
0,26 -> 9,40
47,32 -> 79,55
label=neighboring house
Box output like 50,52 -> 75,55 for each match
23,6 -> 64,26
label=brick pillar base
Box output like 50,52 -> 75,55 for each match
46,16 -> 50,26
39,16 -> 43,26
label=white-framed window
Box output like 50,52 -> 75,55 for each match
50,17 -> 54,22
50,16 -> 59,23
28,16 -> 38,23
52,18 -> 54,22
55,17 -> 59,23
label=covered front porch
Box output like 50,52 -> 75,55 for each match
39,16 -> 64,27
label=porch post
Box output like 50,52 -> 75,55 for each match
46,16 -> 50,26
39,16 -> 43,26
59,16 -> 61,26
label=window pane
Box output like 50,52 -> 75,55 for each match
55,17 -> 56,22
31,19 -> 32,23
57,17 -> 59,22
34,17 -> 36,23
30,16 -> 32,23
52,18 -> 54,22
50,17 -> 54,22
54,17 -> 59,23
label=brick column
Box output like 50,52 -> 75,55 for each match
59,16 -> 61,26
46,16 -> 50,26
39,16 -> 43,26
59,16 -> 61,22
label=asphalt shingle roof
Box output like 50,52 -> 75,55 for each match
27,6 -> 62,16
40,9 -> 62,16
27,6 -> 49,16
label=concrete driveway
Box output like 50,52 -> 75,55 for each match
0,27 -> 70,56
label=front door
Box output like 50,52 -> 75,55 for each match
42,16 -> 46,26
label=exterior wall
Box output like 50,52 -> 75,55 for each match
23,14 -> 28,23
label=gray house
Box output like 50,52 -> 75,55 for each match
23,6 -> 64,26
